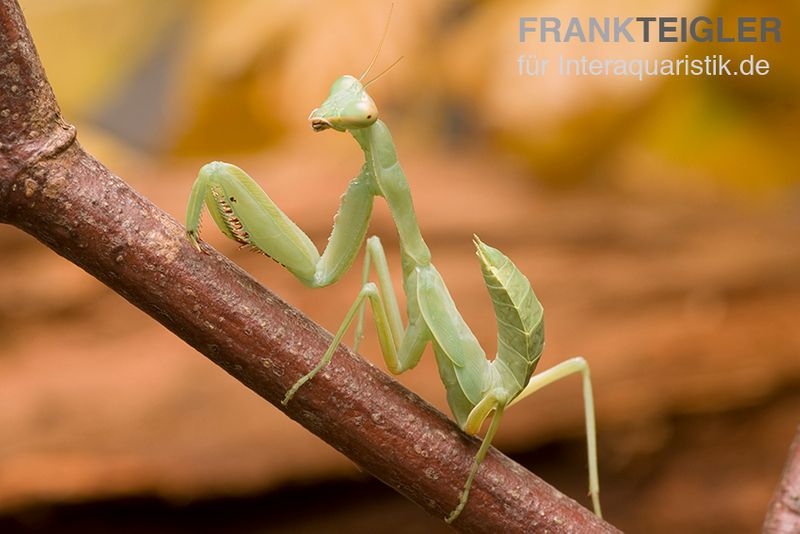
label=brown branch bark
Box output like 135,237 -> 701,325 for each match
764,426 -> 800,533
0,1 -> 618,532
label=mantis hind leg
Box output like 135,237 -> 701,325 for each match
446,393 -> 506,524
509,356 -> 602,518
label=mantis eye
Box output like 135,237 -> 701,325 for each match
336,95 -> 378,129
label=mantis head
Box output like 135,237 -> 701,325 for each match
309,5 -> 401,134
308,75 -> 378,133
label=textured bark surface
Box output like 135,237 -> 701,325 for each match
764,427 -> 800,534
0,1 -> 619,532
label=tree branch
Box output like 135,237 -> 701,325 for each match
764,426 -> 800,533
0,1 -> 618,531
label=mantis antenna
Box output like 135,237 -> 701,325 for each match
359,3 -> 394,81
363,56 -> 404,88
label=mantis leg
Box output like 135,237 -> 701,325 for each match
354,235 -> 432,375
352,247 -> 372,353
186,161 -> 375,288
353,236 -> 403,354
445,392 -> 506,524
282,281 -> 396,405
509,356 -> 602,518
284,236 -> 430,403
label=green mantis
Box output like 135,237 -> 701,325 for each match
185,56 -> 601,524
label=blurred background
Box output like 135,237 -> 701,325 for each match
1,0 -> 798,532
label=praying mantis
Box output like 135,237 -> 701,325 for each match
184,40 -> 601,525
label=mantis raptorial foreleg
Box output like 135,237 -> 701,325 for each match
186,161 -> 375,289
